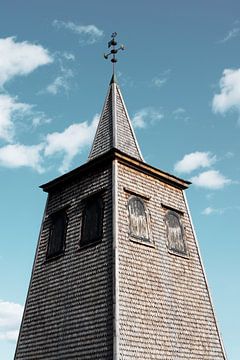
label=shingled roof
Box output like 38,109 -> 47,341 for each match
88,74 -> 144,161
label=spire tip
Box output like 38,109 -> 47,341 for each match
110,73 -> 117,85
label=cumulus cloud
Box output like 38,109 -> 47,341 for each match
0,111 -> 100,173
202,207 -> 224,215
46,68 -> 73,95
39,49 -> 75,96
132,108 -> 163,129
0,300 -> 24,342
44,114 -> 99,172
0,37 -> 53,87
174,151 -> 217,174
31,114 -> 52,128
212,69 -> 240,118
0,94 -> 51,141
0,94 -> 32,142
0,143 -> 44,173
190,170 -> 231,189
47,76 -> 68,95
52,20 -> 103,44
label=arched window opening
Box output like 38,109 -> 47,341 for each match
128,196 -> 149,241
165,210 -> 187,255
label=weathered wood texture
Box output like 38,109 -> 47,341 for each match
115,86 -> 142,160
89,87 -> 113,160
117,161 -> 225,359
15,165 -> 113,359
15,71 -> 225,359
88,82 -> 142,162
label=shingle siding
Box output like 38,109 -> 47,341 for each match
15,72 -> 226,359
88,81 -> 143,162
15,165 -> 113,360
117,161 -> 225,359
115,87 -> 142,160
89,87 -> 113,160
15,155 -> 226,360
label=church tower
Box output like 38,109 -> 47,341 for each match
15,34 -> 226,360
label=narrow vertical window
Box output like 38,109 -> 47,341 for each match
81,195 -> 104,247
165,210 -> 187,255
128,196 -> 149,241
47,210 -> 68,259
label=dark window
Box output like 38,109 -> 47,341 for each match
128,196 -> 149,241
165,210 -> 187,255
47,210 -> 68,259
81,195 -> 104,247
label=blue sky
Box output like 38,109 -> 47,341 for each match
0,1 -> 239,358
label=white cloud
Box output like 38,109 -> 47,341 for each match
52,20 -> 103,44
46,68 -> 73,95
0,94 -> 32,142
0,113 -> 99,173
31,114 -> 52,128
0,143 -> 44,173
0,94 -> 52,141
174,151 -> 217,174
151,69 -> 171,88
220,27 -> 240,43
152,77 -> 167,88
202,205 -> 240,215
202,207 -> 224,215
172,107 -> 190,122
47,77 -> 65,95
116,71 -> 134,88
191,170 -> 231,189
132,108 -> 163,129
172,107 -> 185,116
62,52 -> 75,61
0,300 -> 24,342
212,69 -> 240,117
54,51 -> 75,62
0,37 -> 53,87
40,50 -> 75,96
44,114 -> 99,172
0,109 -> 100,173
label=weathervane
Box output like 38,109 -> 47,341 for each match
104,32 -> 124,73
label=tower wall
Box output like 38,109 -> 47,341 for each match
15,163 -> 113,359
15,66 -> 227,359
117,161 -> 225,359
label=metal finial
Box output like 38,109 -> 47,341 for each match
103,32 -> 125,73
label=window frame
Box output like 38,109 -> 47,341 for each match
165,209 -> 188,257
46,208 -> 68,260
127,195 -> 152,245
80,193 -> 104,249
